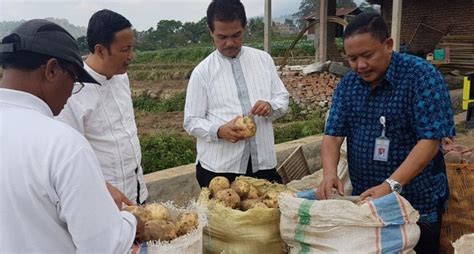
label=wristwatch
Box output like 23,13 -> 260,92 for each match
385,178 -> 403,193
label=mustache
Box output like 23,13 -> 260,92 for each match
223,47 -> 239,51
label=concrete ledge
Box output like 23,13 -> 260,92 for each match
144,134 -> 324,203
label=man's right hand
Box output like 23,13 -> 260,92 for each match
217,117 -> 245,143
318,174 -> 344,199
106,182 -> 134,209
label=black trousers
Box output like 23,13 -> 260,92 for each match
414,203 -> 444,254
196,157 -> 282,188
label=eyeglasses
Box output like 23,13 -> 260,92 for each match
64,67 -> 85,94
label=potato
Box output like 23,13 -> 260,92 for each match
144,203 -> 170,221
240,198 -> 260,211
445,151 -> 462,163
209,176 -> 231,197
231,179 -> 251,199
142,220 -> 177,242
123,206 -> 153,223
176,211 -> 199,236
262,190 -> 279,208
247,185 -> 260,199
253,202 -> 268,209
234,116 -> 256,138
215,189 -> 241,209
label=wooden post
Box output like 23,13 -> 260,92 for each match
264,0 -> 272,54
391,0 -> 402,52
319,0 -> 328,62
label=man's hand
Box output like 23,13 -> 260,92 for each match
317,174 -> 344,199
106,182 -> 134,209
360,182 -> 391,200
250,100 -> 272,117
217,117 -> 245,143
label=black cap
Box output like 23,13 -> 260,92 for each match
0,19 -> 100,85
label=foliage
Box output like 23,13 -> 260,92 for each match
133,91 -> 186,112
77,36 -> 89,55
274,116 -> 325,144
293,0 -> 357,29
140,134 -> 196,173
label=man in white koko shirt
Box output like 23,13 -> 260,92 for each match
57,9 -> 148,205
184,0 -> 289,187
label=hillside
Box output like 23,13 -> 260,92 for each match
0,18 -> 86,39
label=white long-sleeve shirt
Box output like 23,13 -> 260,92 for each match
56,64 -> 147,203
0,88 -> 136,254
184,46 -> 289,174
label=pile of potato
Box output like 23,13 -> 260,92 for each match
208,176 -> 281,211
123,203 -> 199,242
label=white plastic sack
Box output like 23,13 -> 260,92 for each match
279,192 -> 420,254
453,233 -> 474,254
145,202 -> 207,254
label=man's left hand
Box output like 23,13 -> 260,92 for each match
360,182 -> 391,200
250,100 -> 272,117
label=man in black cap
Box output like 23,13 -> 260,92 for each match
0,19 -> 143,253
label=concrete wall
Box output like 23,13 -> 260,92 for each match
144,135 -> 324,204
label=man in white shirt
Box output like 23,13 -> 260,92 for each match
56,9 -> 148,205
0,19 -> 142,253
184,0 -> 289,187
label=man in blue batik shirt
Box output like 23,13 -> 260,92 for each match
318,13 -> 455,254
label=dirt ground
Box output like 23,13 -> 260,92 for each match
131,80 -> 187,98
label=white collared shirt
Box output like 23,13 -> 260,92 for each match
184,46 -> 289,174
0,88 -> 136,253
56,64 -> 147,203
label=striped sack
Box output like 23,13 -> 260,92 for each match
279,192 -> 420,254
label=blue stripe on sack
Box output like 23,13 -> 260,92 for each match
295,199 -> 313,254
371,192 -> 405,252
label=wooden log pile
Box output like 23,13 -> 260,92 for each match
436,35 -> 474,74
281,69 -> 341,111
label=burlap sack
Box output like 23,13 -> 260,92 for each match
198,182 -> 287,254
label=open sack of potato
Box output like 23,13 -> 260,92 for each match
279,191 -> 421,253
452,233 -> 474,254
124,202 -> 207,254
198,176 -> 290,254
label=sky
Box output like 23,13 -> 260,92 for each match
0,0 -> 303,31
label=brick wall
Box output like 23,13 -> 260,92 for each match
381,0 -> 474,54
281,70 -> 340,111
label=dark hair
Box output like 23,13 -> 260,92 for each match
87,9 -> 132,53
343,13 -> 389,42
1,30 -> 73,71
206,0 -> 247,32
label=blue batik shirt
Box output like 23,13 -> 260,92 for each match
325,52 -> 455,223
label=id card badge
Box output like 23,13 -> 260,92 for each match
373,116 -> 390,162
373,137 -> 390,161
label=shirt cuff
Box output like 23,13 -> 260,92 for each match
209,123 -> 220,142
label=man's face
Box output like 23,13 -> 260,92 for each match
211,19 -> 245,58
344,33 -> 393,86
103,27 -> 134,75
44,62 -> 78,116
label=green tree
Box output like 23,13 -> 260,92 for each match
76,36 -> 89,55
293,0 -> 320,30
246,17 -> 265,39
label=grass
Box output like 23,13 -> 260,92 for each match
133,91 -> 186,112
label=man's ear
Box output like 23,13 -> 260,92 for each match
384,37 -> 394,52
94,44 -> 108,59
44,58 -> 61,82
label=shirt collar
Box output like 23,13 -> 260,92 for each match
84,63 -> 110,84
0,88 -> 53,117
216,46 -> 245,60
